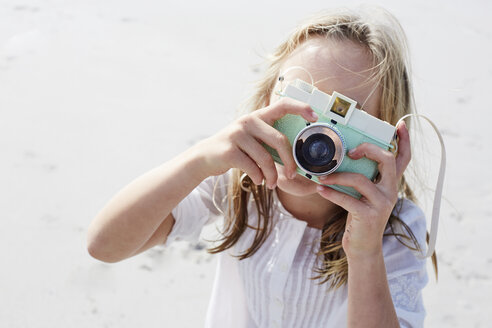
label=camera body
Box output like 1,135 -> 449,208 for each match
266,79 -> 397,198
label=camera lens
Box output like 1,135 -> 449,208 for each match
293,124 -> 345,175
302,134 -> 335,166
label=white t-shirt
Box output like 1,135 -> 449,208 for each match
166,172 -> 428,328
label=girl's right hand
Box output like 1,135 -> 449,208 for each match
196,98 -> 319,189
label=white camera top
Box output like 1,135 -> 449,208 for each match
282,79 -> 396,145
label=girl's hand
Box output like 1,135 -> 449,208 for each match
196,98 -> 319,189
316,121 -> 411,260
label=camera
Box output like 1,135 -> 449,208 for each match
265,78 -> 398,198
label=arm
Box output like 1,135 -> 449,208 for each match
87,98 -> 318,263
347,251 -> 399,328
87,145 -> 210,263
317,122 -> 412,327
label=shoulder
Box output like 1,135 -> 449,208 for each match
190,170 -> 232,216
383,199 -> 429,326
166,171 -> 232,245
382,198 -> 427,277
388,198 -> 426,250
197,169 -> 232,191
392,198 -> 425,229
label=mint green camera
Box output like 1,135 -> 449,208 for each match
266,79 -> 398,198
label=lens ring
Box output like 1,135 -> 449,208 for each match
293,123 -> 345,175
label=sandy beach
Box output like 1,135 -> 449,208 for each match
1,0 -> 491,327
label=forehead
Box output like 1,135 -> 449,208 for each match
277,37 -> 381,116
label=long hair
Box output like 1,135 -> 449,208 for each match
207,6 -> 437,289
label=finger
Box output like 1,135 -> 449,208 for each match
237,135 -> 278,189
319,172 -> 384,205
245,117 -> 297,179
230,148 -> 264,185
347,143 -> 396,191
395,121 -> 411,179
316,185 -> 366,214
257,98 -> 318,125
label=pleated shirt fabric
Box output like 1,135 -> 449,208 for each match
166,172 -> 428,328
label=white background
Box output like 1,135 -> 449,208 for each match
1,0 -> 491,327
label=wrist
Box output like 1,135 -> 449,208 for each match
191,137 -> 231,178
346,246 -> 384,266
177,142 -> 214,183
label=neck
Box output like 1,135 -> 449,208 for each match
275,188 -> 341,229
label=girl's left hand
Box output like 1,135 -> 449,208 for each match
316,121 -> 411,261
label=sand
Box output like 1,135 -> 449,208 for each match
1,0 -> 491,327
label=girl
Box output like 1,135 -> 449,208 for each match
88,6 -> 436,328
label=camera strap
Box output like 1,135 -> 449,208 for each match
396,114 -> 446,260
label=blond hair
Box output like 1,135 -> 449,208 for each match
207,6 -> 437,289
